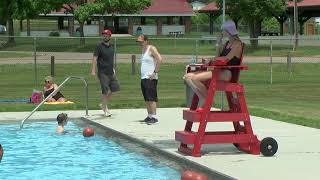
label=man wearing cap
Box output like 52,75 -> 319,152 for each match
137,34 -> 162,125
91,29 -> 120,117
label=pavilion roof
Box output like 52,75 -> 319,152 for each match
198,2 -> 219,13
287,0 -> 320,7
44,0 -> 193,17
198,0 -> 320,13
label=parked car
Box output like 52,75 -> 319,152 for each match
0,25 -> 7,34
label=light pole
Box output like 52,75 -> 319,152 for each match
221,0 -> 226,110
293,0 -> 298,51
222,0 -> 226,23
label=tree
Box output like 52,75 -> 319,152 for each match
14,0 -> 43,36
53,0 -> 151,46
0,0 -> 11,25
65,1 -> 104,46
0,0 -> 51,44
1,0 -> 150,46
191,12 -> 210,32
0,0 -> 16,44
215,0 -> 286,47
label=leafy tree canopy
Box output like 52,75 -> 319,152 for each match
214,0 -> 287,21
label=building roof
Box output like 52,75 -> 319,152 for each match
287,0 -> 320,7
199,0 -> 320,13
43,0 -> 193,17
143,0 -> 193,15
198,2 -> 219,13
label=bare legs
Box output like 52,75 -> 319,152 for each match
146,101 -> 157,116
57,97 -> 66,102
183,70 -> 232,107
46,97 -> 66,102
100,92 -> 112,116
184,71 -> 211,107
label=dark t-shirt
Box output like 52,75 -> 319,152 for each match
94,42 -> 114,75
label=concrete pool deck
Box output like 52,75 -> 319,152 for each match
1,108 -> 319,180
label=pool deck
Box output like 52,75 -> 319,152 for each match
1,108 -> 319,180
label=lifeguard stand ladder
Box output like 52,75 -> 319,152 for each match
175,55 -> 278,157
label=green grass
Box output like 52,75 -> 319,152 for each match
0,63 -> 319,129
0,51 -> 33,58
1,37 -> 320,56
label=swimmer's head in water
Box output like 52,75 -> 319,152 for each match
57,113 -> 68,125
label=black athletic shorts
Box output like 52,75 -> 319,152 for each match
141,79 -> 158,102
98,73 -> 120,94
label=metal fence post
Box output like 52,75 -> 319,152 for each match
33,37 -> 38,88
51,56 -> 55,77
221,93 -> 224,110
269,39 -> 273,84
174,33 -> 177,49
287,51 -> 292,77
195,39 -> 198,62
131,55 -> 136,75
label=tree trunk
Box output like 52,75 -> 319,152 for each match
79,22 -> 85,46
27,18 -> 31,36
209,13 -> 213,34
7,17 -> 15,45
20,19 -> 23,32
275,15 -> 288,36
58,17 -> 64,30
234,20 -> 239,29
249,20 -> 258,48
256,20 -> 262,37
233,17 -> 241,29
299,22 -> 303,35
279,21 -> 284,36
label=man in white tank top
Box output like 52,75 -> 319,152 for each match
137,35 -> 162,124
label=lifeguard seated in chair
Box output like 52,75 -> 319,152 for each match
177,20 -> 278,157
183,20 -> 243,108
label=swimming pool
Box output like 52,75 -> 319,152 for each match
0,120 -> 181,179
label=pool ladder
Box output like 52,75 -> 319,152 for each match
20,76 -> 89,129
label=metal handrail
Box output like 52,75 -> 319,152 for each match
20,76 -> 89,129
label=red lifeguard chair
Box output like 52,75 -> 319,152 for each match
175,44 -> 278,157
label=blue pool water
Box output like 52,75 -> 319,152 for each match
0,121 -> 181,179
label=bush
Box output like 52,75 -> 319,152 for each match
49,31 -> 60,36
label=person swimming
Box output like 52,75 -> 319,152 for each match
56,113 -> 68,134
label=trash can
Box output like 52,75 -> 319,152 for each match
74,31 -> 80,37
136,26 -> 143,36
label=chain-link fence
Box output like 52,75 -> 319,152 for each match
0,36 -> 319,119
1,36 -> 320,82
